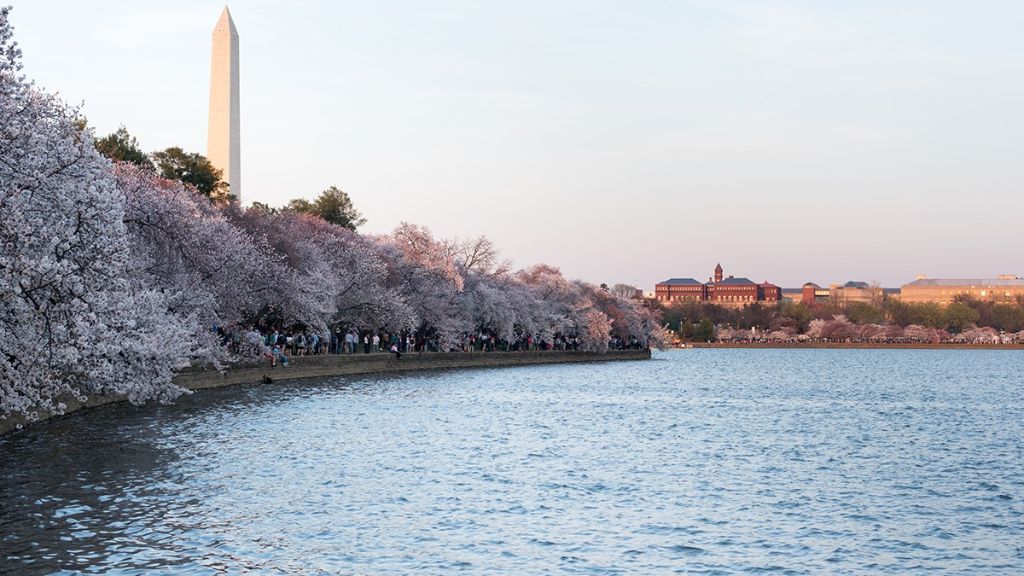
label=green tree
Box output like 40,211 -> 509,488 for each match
152,147 -> 229,203
249,201 -> 277,214
736,302 -> 773,330
283,187 -> 366,231
918,303 -> 946,328
95,126 -> 153,169
942,302 -> 979,333
990,304 -> 1024,332
779,302 -> 813,332
285,198 -> 314,213
886,300 -> 924,327
679,321 -> 693,339
845,302 -> 885,325
312,186 -> 366,231
696,318 -> 715,342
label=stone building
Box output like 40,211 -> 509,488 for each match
899,275 -> 1024,304
781,287 -> 804,302
830,281 -> 883,304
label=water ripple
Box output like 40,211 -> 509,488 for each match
1,349 -> 1022,574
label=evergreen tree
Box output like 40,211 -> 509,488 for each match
152,147 -> 230,204
312,186 -> 366,231
95,126 -> 153,170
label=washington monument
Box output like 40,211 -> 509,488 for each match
207,6 -> 240,203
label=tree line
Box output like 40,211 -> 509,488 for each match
661,296 -> 1024,342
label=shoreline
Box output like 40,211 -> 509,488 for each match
681,342 -> 1024,350
0,349 -> 650,437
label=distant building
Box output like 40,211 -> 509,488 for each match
655,264 -> 782,307
708,276 -> 760,306
899,275 -> 1024,304
830,281 -> 883,304
801,282 -> 829,305
785,281 -> 895,305
781,287 -> 804,302
760,282 -> 782,302
655,278 -> 705,303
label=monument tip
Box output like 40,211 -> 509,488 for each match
216,6 -> 237,32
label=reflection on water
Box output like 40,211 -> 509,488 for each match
1,350 -> 1023,574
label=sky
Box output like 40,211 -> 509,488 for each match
9,0 -> 1024,289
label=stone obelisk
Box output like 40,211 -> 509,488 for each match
207,6 -> 240,203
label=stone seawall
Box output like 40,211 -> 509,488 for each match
1,350 -> 650,436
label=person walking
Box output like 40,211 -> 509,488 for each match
273,344 -> 289,367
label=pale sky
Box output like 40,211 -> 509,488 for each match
10,1 -> 1024,289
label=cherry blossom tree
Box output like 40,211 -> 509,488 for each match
444,235 -> 510,277
1,9 -> 188,416
903,325 -> 946,343
115,163 -> 272,366
228,209 -> 414,333
378,224 -> 468,346
579,310 -> 613,351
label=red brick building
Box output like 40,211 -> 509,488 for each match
655,264 -> 782,307
708,276 -> 760,305
654,277 -> 705,303
760,282 -> 781,302
800,282 -> 832,305
801,282 -> 820,305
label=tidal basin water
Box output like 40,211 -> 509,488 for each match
2,350 -> 1023,575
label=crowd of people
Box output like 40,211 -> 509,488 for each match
218,326 -> 652,368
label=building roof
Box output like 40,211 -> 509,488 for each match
843,281 -> 870,289
657,278 -> 703,286
904,278 -> 1024,288
760,281 -> 779,288
802,282 -> 821,288
717,277 -> 756,285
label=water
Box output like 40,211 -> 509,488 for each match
1,350 -> 1022,575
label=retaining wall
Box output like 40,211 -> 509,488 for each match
1,349 -> 650,436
